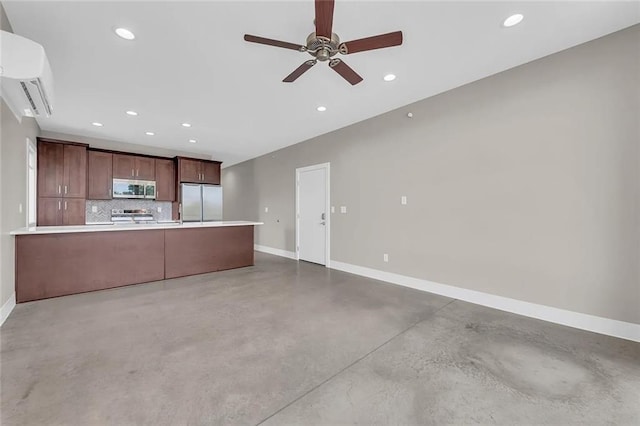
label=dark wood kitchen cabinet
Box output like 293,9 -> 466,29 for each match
178,158 -> 201,183
37,197 -> 63,226
87,150 -> 113,199
38,140 -> 87,198
37,141 -> 64,197
113,154 -> 155,180
177,157 -> 221,185
36,197 -> 85,226
136,156 -> 155,180
63,145 -> 88,197
155,158 -> 176,201
37,138 -> 88,226
201,161 -> 221,184
62,198 -> 86,225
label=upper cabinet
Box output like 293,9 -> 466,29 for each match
113,154 -> 155,180
37,140 -> 87,199
201,161 -> 221,185
177,157 -> 221,185
87,150 -> 113,200
37,141 -> 64,197
155,158 -> 176,201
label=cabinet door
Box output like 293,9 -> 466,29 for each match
113,154 -> 136,178
87,151 -> 113,199
37,197 -> 63,226
135,157 -> 155,180
63,145 -> 87,198
62,198 -> 86,225
180,158 -> 202,183
201,161 -> 221,185
37,142 -> 64,197
155,159 -> 176,201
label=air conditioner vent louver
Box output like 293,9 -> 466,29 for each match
20,81 -> 39,115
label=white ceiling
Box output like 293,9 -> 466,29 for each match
4,1 -> 639,167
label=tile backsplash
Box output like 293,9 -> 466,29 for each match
86,199 -> 173,223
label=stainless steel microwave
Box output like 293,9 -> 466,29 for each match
112,179 -> 156,199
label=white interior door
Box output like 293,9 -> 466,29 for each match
297,165 -> 328,265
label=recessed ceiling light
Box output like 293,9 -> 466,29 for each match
126,110 -> 138,116
145,131 -> 155,136
503,14 -> 524,27
317,106 -> 327,112
92,122 -> 103,127
181,123 -> 191,128
383,74 -> 396,82
114,28 -> 135,40
189,139 -> 197,143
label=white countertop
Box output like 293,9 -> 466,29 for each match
11,221 -> 263,235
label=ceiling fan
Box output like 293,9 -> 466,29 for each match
243,0 -> 403,85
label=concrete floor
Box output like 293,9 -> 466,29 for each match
1,252 -> 639,425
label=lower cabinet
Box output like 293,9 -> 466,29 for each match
15,226 -> 255,302
37,197 -> 85,226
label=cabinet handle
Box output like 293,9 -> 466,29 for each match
136,169 -> 139,177
64,185 -> 68,194
132,169 -> 135,176
64,201 -> 67,210
202,173 -> 205,181
58,201 -> 61,210
109,188 -> 111,196
58,185 -> 61,194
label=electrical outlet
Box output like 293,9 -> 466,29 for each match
331,206 -> 335,213
401,196 -> 407,205
340,206 -> 347,214
157,207 -> 162,213
91,205 -> 98,213
383,253 -> 389,262
265,207 -> 269,213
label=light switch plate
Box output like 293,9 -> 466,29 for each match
340,206 -> 347,214
157,207 -> 162,213
401,196 -> 407,205
19,203 -> 23,213
91,205 -> 98,213
331,206 -> 335,213
265,207 -> 269,213
383,253 -> 389,262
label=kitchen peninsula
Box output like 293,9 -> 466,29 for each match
11,221 -> 262,302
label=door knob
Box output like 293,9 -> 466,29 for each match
320,221 -> 325,225
321,213 -> 325,220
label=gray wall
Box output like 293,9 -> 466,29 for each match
0,4 -> 41,309
223,25 -> 640,324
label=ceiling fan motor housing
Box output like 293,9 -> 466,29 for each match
306,32 -> 340,61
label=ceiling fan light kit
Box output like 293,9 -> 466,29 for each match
243,0 -> 403,85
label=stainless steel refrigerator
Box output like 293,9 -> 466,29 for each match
181,183 -> 223,222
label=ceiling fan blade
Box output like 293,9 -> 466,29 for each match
244,34 -> 306,52
339,31 -> 403,54
315,0 -> 335,38
283,60 -> 317,83
329,59 -> 363,85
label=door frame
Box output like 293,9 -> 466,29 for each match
295,162 -> 330,267
26,137 -> 37,227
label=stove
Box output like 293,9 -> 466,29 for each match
110,209 -> 156,224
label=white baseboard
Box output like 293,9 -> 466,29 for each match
330,260 -> 640,343
254,244 -> 298,260
0,292 -> 16,327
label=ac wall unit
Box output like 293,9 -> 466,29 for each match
0,30 -> 54,118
